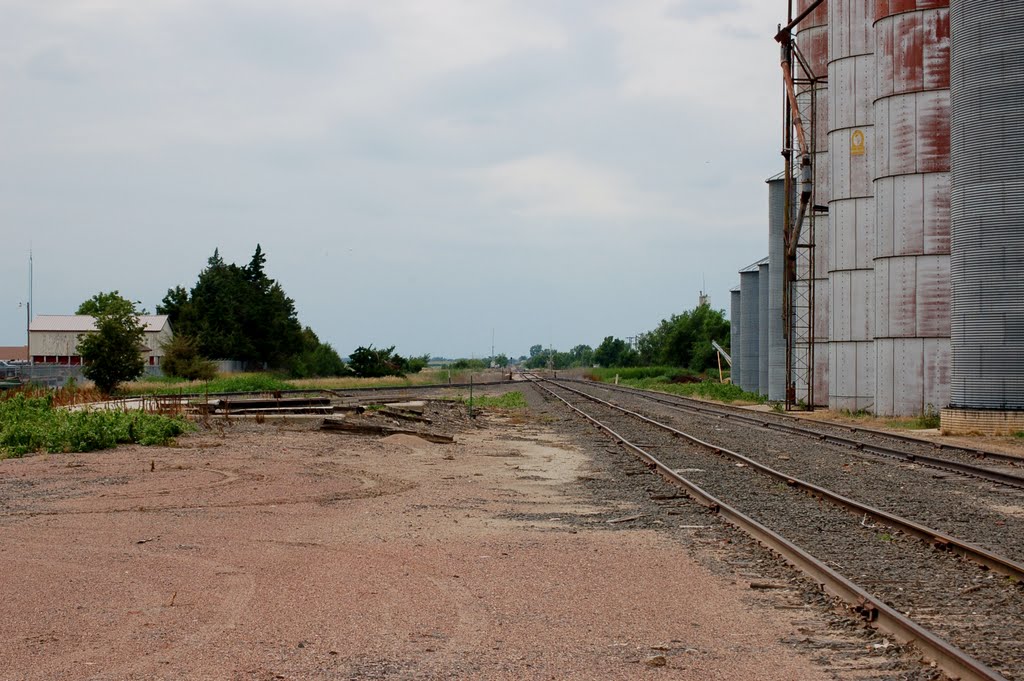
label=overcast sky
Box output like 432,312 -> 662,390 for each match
1,0 -> 782,359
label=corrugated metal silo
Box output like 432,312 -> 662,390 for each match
730,286 -> 742,389
740,265 -> 762,394
948,1 -> 1024,412
759,262 -> 770,395
767,176 -> 787,401
872,0 -> 951,416
828,0 -> 876,412
795,0 -> 830,406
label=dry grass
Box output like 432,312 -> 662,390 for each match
119,368 -> 481,395
1,384 -> 105,408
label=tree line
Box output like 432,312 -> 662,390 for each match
75,245 -> 428,392
522,304 -> 730,372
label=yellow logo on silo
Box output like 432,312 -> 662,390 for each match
850,129 -> 866,156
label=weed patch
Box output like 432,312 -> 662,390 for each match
585,367 -> 701,383
121,369 -> 472,396
913,404 -> 941,429
450,391 -> 528,410
0,394 -> 193,458
593,375 -> 765,405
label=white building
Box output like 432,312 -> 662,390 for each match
29,315 -> 173,367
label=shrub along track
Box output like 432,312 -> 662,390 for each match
525,375 -> 1024,681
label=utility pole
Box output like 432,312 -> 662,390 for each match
27,249 -> 33,378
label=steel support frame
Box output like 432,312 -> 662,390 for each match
781,21 -> 824,411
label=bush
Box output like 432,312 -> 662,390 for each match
0,393 -> 193,457
451,358 -> 488,370
349,345 -> 407,378
161,335 -> 218,381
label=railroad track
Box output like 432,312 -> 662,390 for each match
524,374 -> 1024,681
557,378 -> 1024,566
560,377 -> 1024,484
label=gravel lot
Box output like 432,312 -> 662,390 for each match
0,396 -> 944,680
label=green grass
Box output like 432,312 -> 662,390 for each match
885,405 -> 941,430
585,366 -> 702,383
0,394 -> 193,458
451,391 -> 528,410
590,373 -> 765,405
837,408 -> 874,420
123,373 -> 294,395
1013,431 -> 1024,440
121,369 -> 479,396
913,405 -> 941,429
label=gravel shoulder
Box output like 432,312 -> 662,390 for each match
0,399 -> 925,680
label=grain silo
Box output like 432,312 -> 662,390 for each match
766,175 -> 787,402
730,287 -> 742,388
758,261 -> 770,395
944,1 -> 1024,433
739,262 -> 763,394
872,0 -> 951,416
827,0 -> 876,412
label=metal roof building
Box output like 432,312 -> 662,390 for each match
29,315 -> 173,367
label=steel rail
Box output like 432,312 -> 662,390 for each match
591,379 -> 1024,464
527,376 -> 1009,681
564,379 -> 1024,486
534,376 -> 1024,581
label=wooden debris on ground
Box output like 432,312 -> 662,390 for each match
377,408 -> 432,424
194,397 -> 333,415
605,514 -> 644,525
321,417 -> 454,444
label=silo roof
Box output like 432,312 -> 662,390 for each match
739,256 -> 769,273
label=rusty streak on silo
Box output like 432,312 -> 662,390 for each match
872,0 -> 951,416
828,0 -> 876,412
948,2 -> 1024,417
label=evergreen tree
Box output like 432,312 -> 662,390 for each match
158,246 -> 305,369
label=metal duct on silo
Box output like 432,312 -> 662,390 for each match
759,262 -> 769,395
795,0 -> 830,406
740,261 -> 765,394
828,0 -> 876,412
767,176 -> 787,401
872,1 -> 951,416
730,287 -> 742,389
949,2 -> 1024,410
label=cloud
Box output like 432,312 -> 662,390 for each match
601,0 -> 779,110
25,47 -> 82,83
474,153 -> 673,221
0,1 -> 784,356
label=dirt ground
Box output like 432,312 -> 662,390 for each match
1,407 -> 844,680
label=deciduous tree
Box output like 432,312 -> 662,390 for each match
77,295 -> 147,394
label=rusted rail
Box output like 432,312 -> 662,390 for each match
527,375 -> 1010,681
564,378 -> 1024,485
541,376 -> 1024,580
